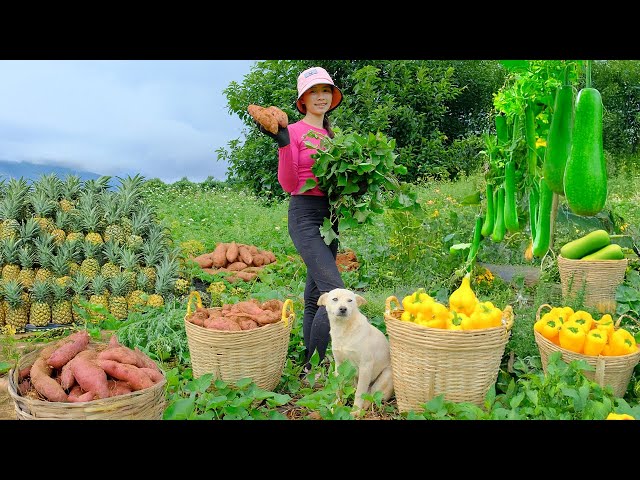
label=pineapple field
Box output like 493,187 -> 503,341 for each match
0,173 -> 187,334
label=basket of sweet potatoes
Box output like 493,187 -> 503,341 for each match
184,291 -> 294,391
7,331 -> 166,420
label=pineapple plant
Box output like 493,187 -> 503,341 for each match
51,281 -> 73,325
1,237 -> 22,282
114,174 -> 147,238
70,272 -> 91,323
100,240 -> 122,279
29,278 -> 52,327
118,246 -> 140,291
76,191 -> 104,245
101,193 -> 126,245
108,272 -> 130,320
29,188 -> 57,234
147,255 -> 179,308
64,208 -> 85,243
82,176 -> 112,195
0,177 -> 30,240
88,274 -> 109,323
3,278 -> 28,330
127,271 -> 149,314
140,230 -> 167,292
17,244 -> 36,289
59,240 -> 81,276
80,240 -> 102,280
50,209 -> 69,245
17,217 -> 41,244
33,234 -> 55,283
59,174 -> 82,212
50,248 -> 72,288
126,205 -> 153,251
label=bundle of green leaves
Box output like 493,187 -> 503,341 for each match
300,128 -> 420,245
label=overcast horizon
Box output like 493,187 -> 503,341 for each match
0,60 -> 257,183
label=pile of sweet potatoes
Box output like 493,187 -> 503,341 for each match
16,330 -> 164,403
186,299 -> 284,331
190,242 -> 277,283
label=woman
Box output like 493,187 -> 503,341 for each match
257,66 -> 345,374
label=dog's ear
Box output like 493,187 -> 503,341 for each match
317,293 -> 328,306
355,294 -> 366,307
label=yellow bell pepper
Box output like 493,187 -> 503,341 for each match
535,317 -> 562,345
470,301 -> 502,330
402,289 -> 432,315
415,302 -> 449,329
400,311 -> 413,322
449,274 -> 478,317
606,413 -> 635,420
558,321 -> 586,353
567,310 -> 594,333
548,307 -> 573,324
609,328 -> 638,356
583,329 -> 608,356
595,314 -> 615,340
601,343 -> 613,356
446,311 -> 467,330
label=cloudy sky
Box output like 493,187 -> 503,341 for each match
0,60 -> 257,183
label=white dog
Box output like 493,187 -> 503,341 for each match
318,288 -> 394,411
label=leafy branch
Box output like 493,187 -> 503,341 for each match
300,128 -> 420,245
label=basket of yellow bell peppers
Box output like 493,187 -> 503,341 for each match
533,303 -> 640,397
383,274 -> 514,413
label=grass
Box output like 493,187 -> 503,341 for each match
3,170 -> 639,420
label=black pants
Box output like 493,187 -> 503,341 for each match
288,195 -> 344,368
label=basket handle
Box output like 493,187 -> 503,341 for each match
186,291 -> 203,316
615,313 -> 640,329
281,299 -> 294,327
501,305 -> 515,337
536,303 -> 553,322
385,296 -> 401,316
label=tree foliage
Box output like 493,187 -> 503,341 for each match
218,60 -> 504,199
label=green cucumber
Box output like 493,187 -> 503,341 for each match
563,62 -> 607,216
532,177 -> 554,258
495,113 -> 509,145
559,229 -> 610,259
480,183 -> 495,238
580,243 -> 624,261
503,159 -> 520,232
491,186 -> 506,243
543,84 -> 575,195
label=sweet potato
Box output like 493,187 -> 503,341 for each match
68,386 -> 96,403
251,253 -> 265,267
108,379 -> 133,396
69,350 -> 111,399
238,318 -> 259,330
192,253 -> 214,269
139,367 -> 164,384
226,241 -> 239,263
60,361 -> 76,390
234,271 -> 258,282
30,357 -> 68,402
248,104 -> 278,135
134,347 -> 161,371
266,106 -> 288,128
238,245 -> 253,265
248,245 -> 259,255
227,261 -> 248,271
206,317 -> 242,331
97,359 -> 155,391
264,251 -> 277,263
47,330 -> 90,369
211,243 -> 228,268
18,366 -> 31,382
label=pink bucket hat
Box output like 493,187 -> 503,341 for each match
296,66 -> 343,114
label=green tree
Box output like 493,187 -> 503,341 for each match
218,60 -> 502,198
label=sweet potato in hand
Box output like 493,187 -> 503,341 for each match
248,104 -> 278,135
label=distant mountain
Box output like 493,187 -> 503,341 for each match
0,160 -> 103,183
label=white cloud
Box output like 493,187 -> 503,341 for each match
0,60 -> 256,183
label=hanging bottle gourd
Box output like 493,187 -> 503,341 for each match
543,65 -> 576,195
563,60 -> 607,216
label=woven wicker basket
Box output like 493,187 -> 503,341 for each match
184,292 -> 294,391
557,254 -> 628,309
383,296 -> 513,412
8,345 -> 166,420
534,304 -> 640,397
